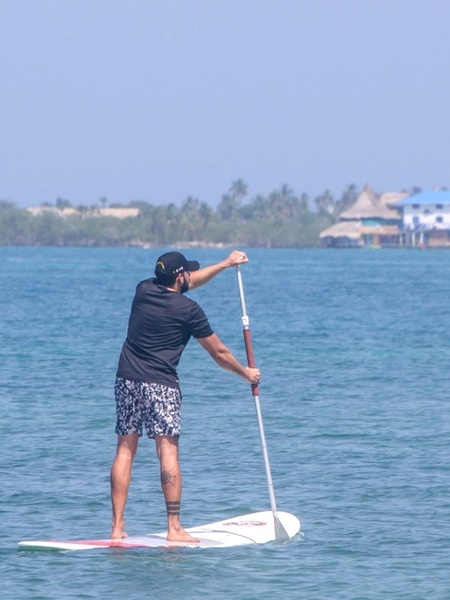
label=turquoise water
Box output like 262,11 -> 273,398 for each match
1,247 -> 450,599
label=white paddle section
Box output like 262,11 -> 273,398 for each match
18,511 -> 300,551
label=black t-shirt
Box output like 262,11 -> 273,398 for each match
116,278 -> 214,388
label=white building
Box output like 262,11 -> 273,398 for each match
391,191 -> 450,247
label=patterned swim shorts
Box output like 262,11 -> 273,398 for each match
114,378 -> 182,439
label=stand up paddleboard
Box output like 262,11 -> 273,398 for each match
18,511 -> 300,551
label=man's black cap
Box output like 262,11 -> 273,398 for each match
154,251 -> 200,279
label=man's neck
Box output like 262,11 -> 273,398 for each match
164,282 -> 180,293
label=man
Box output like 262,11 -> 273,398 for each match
110,250 -> 260,543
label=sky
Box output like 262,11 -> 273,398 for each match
1,0 -> 450,208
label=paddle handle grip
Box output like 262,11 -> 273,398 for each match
236,265 -> 259,396
243,327 -> 259,396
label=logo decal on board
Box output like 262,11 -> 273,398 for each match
223,521 -> 266,527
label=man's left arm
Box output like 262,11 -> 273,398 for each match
189,250 -> 249,290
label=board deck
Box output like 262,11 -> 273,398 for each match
18,511 -> 300,551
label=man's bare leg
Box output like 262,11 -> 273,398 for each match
110,433 -> 139,539
155,435 -> 200,543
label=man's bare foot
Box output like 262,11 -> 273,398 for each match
110,530 -> 128,540
166,526 -> 200,544
110,529 -> 128,540
110,519 -> 128,540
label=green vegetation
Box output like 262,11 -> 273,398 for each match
0,181 -> 360,247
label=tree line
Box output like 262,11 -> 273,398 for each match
0,180 -> 361,247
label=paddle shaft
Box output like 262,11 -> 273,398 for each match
236,266 -> 278,517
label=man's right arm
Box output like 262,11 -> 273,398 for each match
196,333 -> 260,384
189,250 -> 249,290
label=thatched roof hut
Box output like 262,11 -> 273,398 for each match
339,186 -> 406,221
319,220 -> 362,246
319,186 -> 407,247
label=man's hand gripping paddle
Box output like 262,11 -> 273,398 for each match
236,265 -> 290,541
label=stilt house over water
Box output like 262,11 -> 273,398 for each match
319,186 -> 406,248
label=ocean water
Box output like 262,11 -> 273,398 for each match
1,246 -> 449,599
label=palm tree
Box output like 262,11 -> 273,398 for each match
314,189 -> 335,216
229,179 -> 248,200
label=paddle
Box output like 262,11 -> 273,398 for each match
236,265 -> 290,541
